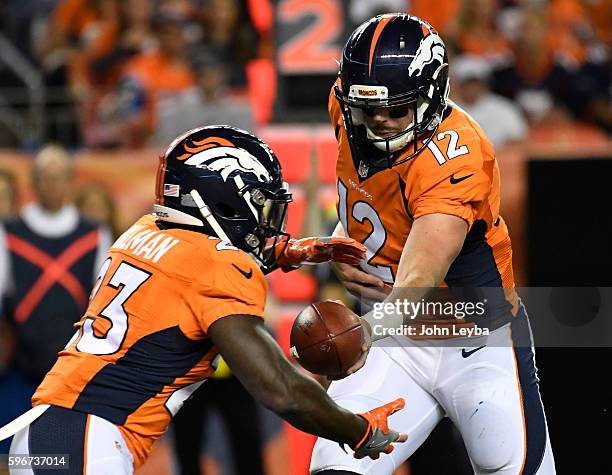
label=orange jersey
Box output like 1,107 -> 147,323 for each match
32,215 -> 267,468
329,86 -> 516,311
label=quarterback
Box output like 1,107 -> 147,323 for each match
310,14 -> 556,475
2,126 -> 407,474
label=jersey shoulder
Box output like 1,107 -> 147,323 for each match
407,104 -> 495,183
110,216 -> 263,287
401,106 -> 496,225
189,235 -> 267,305
436,103 -> 495,158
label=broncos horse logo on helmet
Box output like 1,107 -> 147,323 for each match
154,125 -> 292,272
185,146 -> 272,183
408,32 -> 446,78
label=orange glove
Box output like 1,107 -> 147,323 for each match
352,398 -> 408,460
275,236 -> 366,271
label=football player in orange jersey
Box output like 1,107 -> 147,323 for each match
2,126 -> 407,474
309,14 -> 556,475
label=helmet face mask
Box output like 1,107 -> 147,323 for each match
154,125 -> 292,273
336,14 -> 450,172
238,182 -> 291,271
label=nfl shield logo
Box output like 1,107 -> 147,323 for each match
358,161 -> 369,178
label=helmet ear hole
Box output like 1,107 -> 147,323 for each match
215,202 -> 240,218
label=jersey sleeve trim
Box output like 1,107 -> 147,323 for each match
198,300 -> 265,333
412,199 -> 477,228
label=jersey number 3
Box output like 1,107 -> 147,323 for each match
68,257 -> 151,355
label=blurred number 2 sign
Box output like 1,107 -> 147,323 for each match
278,0 -> 343,73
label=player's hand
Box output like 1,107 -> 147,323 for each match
327,316 -> 372,381
352,398 -> 408,460
275,236 -> 366,271
331,262 -> 391,304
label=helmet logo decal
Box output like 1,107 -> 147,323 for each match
368,14 -> 398,76
185,146 -> 272,183
408,33 -> 445,78
163,184 -> 180,197
177,136 -> 235,160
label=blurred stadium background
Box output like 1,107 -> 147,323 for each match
0,0 -> 610,474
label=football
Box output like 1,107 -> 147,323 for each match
289,300 -> 364,377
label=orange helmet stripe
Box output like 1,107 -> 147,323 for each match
368,14 -> 398,77
177,137 -> 236,160
156,126 -> 207,205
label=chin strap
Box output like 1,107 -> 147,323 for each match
190,190 -> 232,243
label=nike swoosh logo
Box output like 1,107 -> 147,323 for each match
364,430 -> 392,450
232,264 -> 253,279
462,345 -> 486,358
450,173 -> 474,184
366,439 -> 391,450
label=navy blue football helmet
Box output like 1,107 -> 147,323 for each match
335,14 -> 450,169
154,126 -> 292,272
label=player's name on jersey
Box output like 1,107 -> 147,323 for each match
372,323 -> 490,339
112,225 -> 179,263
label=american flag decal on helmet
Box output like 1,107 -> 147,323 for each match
164,184 -> 180,197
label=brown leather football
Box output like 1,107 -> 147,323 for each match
290,300 -> 364,377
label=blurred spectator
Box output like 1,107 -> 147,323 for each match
158,0 -> 197,20
83,0 -> 157,147
193,0 -> 259,89
0,169 -> 20,220
154,53 -> 255,146
452,55 -> 528,148
32,0 -> 121,146
491,7 -> 571,124
491,6 -> 611,130
583,0 -> 612,46
0,145 -> 112,455
0,144 -> 111,400
75,183 -> 121,238
88,0 -> 156,85
35,0 -> 120,94
113,13 -> 196,147
449,0 -> 512,63
0,168 -> 19,388
411,0 -> 459,35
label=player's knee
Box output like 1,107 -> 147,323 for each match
461,401 -> 517,470
314,471 -> 361,475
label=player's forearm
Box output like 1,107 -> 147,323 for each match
276,371 -> 367,447
211,317 -> 367,446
